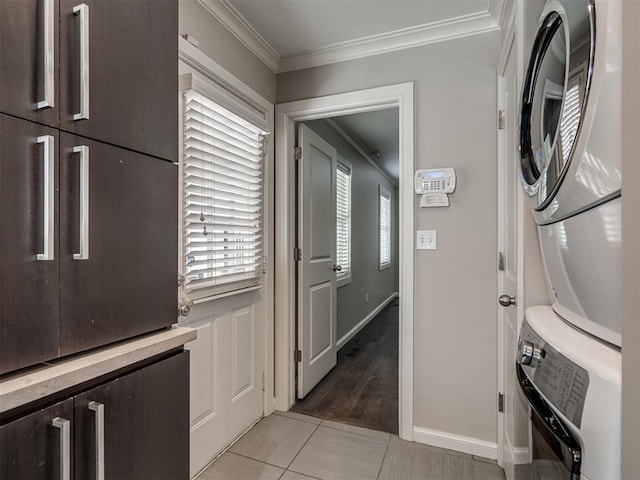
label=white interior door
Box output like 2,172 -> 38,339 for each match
297,123 -> 338,399
498,37 -> 520,469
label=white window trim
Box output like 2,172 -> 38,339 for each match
379,184 -> 392,271
336,159 -> 352,288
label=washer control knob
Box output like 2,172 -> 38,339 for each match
518,340 -> 544,366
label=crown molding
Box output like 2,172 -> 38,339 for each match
196,0 -> 280,72
200,0 -> 503,74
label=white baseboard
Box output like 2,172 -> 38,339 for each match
511,447 -> 529,464
336,292 -> 398,350
412,426 -> 498,460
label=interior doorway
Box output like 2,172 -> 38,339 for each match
291,112 -> 400,433
273,83 -> 415,440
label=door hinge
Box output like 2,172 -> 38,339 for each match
294,247 -> 302,262
263,255 -> 267,274
498,392 -> 505,413
262,372 -> 266,392
294,146 -> 302,161
294,349 -> 302,363
498,252 -> 505,271
498,110 -> 506,130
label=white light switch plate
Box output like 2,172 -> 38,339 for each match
417,230 -> 437,250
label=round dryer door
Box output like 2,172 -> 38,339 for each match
519,0 -> 594,210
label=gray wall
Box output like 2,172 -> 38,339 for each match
303,120 -> 399,341
621,0 -> 640,476
179,0 -> 276,103
279,32 -> 500,443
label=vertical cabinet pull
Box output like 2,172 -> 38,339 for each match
73,145 -> 90,260
52,417 -> 71,480
88,401 -> 105,480
73,4 -> 90,120
37,135 -> 55,261
38,0 -> 55,109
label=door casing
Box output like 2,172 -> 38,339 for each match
273,83 -> 415,440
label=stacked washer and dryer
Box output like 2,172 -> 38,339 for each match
514,0 -> 621,479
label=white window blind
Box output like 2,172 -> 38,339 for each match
379,185 -> 391,269
336,163 -> 351,283
182,89 -> 267,299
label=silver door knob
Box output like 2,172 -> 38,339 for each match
498,294 -> 516,307
178,304 -> 191,317
333,265 -> 342,272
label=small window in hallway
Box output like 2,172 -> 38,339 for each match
379,185 -> 391,270
336,161 -> 351,286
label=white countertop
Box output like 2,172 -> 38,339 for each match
0,326 -> 196,413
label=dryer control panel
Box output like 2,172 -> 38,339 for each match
518,319 -> 589,428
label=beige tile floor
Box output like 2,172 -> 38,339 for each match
197,411 -> 506,480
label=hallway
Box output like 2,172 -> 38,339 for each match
292,299 -> 399,434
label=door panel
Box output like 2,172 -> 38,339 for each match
59,0 -> 177,161
74,352 -> 189,480
297,123 -> 338,398
0,114 -> 59,374
0,0 -> 59,127
59,133 -> 177,356
0,399 -> 74,480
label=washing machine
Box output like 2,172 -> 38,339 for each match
519,0 -> 621,346
515,306 -> 621,479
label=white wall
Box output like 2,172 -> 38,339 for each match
303,119 -> 399,341
278,32 -> 500,444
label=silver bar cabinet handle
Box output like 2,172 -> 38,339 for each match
73,3 -> 90,120
37,135 -> 55,261
52,417 -> 71,480
38,0 -> 55,109
88,401 -> 105,480
73,145 -> 89,260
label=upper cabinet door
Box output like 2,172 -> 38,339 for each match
0,114 -> 60,375
59,0 -> 177,162
0,0 -> 60,127
58,133 -> 178,357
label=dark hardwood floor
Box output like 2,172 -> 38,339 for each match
292,298 -> 399,434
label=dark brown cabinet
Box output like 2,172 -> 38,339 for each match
58,133 -> 178,356
0,114 -> 60,373
0,352 -> 189,480
59,0 -> 177,161
0,0 -> 177,161
0,0 -> 60,128
0,0 -> 178,375
0,116 -> 178,374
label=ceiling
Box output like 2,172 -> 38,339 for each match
198,0 -> 505,72
194,0 -> 504,184
331,109 -> 399,182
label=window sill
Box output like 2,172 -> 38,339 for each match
379,263 -> 391,271
337,277 -> 352,289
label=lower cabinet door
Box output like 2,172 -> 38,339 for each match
0,399 -> 74,480
58,133 -> 178,356
74,351 -> 189,480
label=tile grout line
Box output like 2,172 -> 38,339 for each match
284,421 -> 321,471
375,436 -> 393,480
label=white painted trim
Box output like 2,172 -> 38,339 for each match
275,83 -> 414,441
195,0 -> 279,72
278,12 -> 500,73
197,1 -> 503,73
178,37 -> 277,418
337,293 -> 398,350
324,118 -> 398,187
413,427 -> 498,460
511,447 -> 530,465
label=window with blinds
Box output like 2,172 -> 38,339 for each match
379,185 -> 391,270
336,162 -> 351,285
182,89 -> 267,300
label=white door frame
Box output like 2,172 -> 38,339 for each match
272,83 -> 415,440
